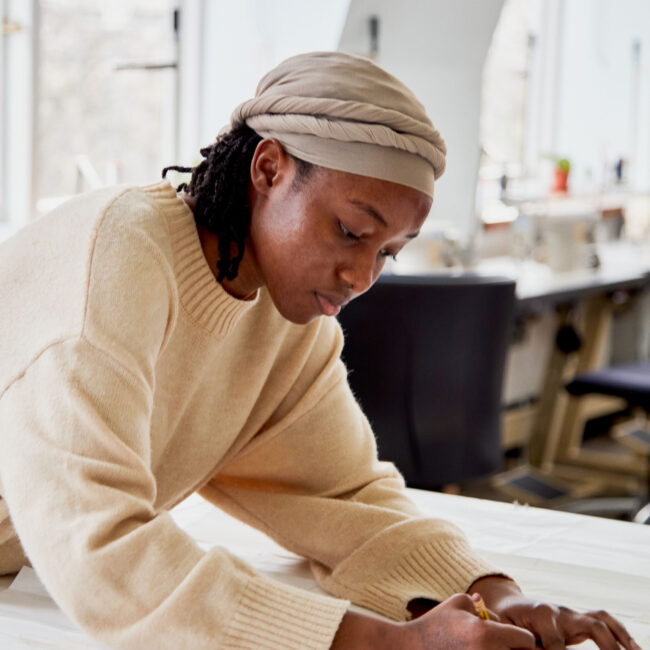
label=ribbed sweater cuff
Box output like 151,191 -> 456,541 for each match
316,519 -> 501,622
352,536 -> 498,621
222,575 -> 349,650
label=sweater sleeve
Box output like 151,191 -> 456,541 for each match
201,320 -> 500,622
0,209 -> 347,649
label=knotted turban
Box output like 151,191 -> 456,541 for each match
228,51 -> 446,198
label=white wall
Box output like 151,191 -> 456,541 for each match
178,0 -> 503,244
339,0 -> 505,242
177,0 -> 350,165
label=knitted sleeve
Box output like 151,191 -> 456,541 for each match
201,320 -> 499,622
0,205 -> 347,650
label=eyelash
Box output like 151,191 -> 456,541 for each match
339,221 -> 360,241
338,221 -> 398,262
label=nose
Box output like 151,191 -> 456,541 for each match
338,248 -> 380,296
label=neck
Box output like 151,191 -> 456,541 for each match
180,193 -> 262,300
197,227 -> 260,299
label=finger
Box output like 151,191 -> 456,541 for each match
588,618 -> 625,650
443,592 -> 482,616
588,610 -> 642,650
443,593 -> 503,625
536,617 -> 565,650
470,593 -> 491,620
524,603 -> 565,650
468,592 -> 503,623
482,621 -> 536,650
561,610 -> 623,650
487,607 -> 503,624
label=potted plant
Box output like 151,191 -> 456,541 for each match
552,157 -> 571,193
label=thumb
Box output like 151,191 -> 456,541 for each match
469,592 -> 502,623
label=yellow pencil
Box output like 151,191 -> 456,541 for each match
472,594 -> 490,621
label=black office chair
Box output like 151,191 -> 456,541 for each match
563,361 -> 650,523
338,274 -> 516,489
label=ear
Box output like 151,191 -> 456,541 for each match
249,138 -> 292,198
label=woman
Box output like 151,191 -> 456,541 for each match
0,52 -> 639,650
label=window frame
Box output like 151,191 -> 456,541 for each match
0,0 -> 38,240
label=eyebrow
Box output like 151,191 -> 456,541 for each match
347,199 -> 420,239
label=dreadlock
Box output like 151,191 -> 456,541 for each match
162,124 -> 314,282
162,124 -> 261,281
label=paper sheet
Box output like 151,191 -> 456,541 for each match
1,491 -> 649,649
0,567 -> 106,649
3,560 -> 648,650
483,552 -> 650,650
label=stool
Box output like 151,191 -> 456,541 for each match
564,361 -> 650,523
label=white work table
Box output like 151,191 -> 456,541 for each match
1,490 -> 649,649
390,240 -> 650,307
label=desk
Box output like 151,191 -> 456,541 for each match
475,246 -> 650,314
1,491 -> 649,649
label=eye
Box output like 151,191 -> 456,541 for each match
379,248 -> 398,262
339,221 -> 360,240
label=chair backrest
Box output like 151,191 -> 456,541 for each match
338,274 -> 516,489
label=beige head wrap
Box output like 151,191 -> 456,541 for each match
228,51 -> 446,198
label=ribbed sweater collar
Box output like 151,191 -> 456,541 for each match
143,181 -> 260,338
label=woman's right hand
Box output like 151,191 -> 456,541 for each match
331,593 -> 537,650
404,593 -> 537,649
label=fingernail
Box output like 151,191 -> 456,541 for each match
470,592 -> 481,602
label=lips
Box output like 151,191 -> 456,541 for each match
315,292 -> 347,317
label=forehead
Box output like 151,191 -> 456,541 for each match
301,165 -> 432,231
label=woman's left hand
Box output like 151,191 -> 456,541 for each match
470,576 -> 641,650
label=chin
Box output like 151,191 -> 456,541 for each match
282,310 -> 321,326
273,300 -> 321,326
266,285 -> 324,325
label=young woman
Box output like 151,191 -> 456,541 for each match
0,52 -> 639,650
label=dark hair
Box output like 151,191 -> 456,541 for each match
162,124 -> 314,282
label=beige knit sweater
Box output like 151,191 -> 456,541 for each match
0,181 -> 496,649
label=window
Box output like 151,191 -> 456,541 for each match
36,0 -> 177,210
477,0 -> 542,225
1,0 -> 36,238
1,0 -> 177,238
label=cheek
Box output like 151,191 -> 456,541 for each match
252,203 -> 301,261
274,194 -> 314,240
261,208 -> 332,269
253,214 -> 313,289
263,223 -> 311,272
